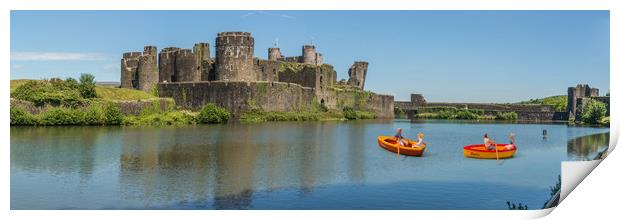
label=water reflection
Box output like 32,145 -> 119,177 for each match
567,132 -> 610,161
11,121 -> 610,209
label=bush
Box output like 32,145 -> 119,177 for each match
10,107 -> 37,125
39,107 -> 85,125
496,112 -> 518,120
240,110 -> 321,123
197,103 -> 230,124
79,73 -> 97,99
11,79 -> 85,107
343,107 -> 357,120
103,103 -> 124,125
454,110 -> 480,120
123,111 -> 196,126
341,106 -> 376,120
84,104 -> 106,125
356,111 -> 376,119
394,107 -> 406,118
580,99 -> 607,124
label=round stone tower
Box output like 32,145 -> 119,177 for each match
215,32 -> 255,81
137,46 -> 158,92
175,49 -> 199,82
302,45 -> 317,64
268,47 -> 282,61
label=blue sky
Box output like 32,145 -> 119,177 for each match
10,11 -> 609,102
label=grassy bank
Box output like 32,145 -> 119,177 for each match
518,95 -> 567,112
415,107 -> 518,121
11,102 -> 231,126
10,79 -> 157,101
238,108 -> 376,123
11,77 -> 380,126
10,76 -> 230,126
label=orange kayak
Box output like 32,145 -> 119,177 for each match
463,144 -> 517,159
377,136 -> 426,156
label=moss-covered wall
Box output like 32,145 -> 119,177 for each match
277,62 -> 336,90
319,88 -> 394,118
158,81 -> 316,117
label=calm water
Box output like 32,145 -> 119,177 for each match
10,120 -> 609,210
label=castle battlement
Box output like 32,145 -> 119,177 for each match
123,52 -> 142,59
119,31 -> 394,118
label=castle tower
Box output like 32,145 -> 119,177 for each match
347,61 -> 369,90
567,84 -> 599,117
193,42 -> 210,61
268,47 -> 282,61
137,46 -> 159,92
158,47 -> 180,83
120,52 -> 141,89
175,49 -> 200,82
215,32 -> 255,81
302,45 -> 317,65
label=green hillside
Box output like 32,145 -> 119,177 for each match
518,95 -> 567,112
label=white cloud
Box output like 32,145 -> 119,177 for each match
13,64 -> 22,70
11,52 -> 107,61
242,11 -> 295,19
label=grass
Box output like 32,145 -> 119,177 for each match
10,79 -> 33,92
95,86 -> 157,101
11,79 -> 157,101
239,108 -> 374,123
518,95 -> 567,112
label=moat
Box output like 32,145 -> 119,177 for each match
11,120 -> 609,210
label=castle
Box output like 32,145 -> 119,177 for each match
120,32 -> 394,118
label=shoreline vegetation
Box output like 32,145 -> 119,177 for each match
414,107 -> 518,121
10,77 -> 608,126
9,76 -> 377,126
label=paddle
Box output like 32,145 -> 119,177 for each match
397,141 -> 400,157
495,144 -> 499,162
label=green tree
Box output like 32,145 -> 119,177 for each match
78,73 -> 97,99
580,99 -> 607,124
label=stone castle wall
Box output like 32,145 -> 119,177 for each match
158,81 -> 316,117
120,32 -> 395,119
395,94 -> 557,121
253,59 -> 279,82
319,88 -> 394,118
278,63 -> 337,90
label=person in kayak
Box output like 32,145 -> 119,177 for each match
484,133 -> 497,150
395,128 -> 408,146
505,132 -> 516,150
413,132 -> 424,147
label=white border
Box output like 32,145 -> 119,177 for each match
2,0 -> 617,220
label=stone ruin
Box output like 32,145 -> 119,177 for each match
120,32 -> 368,91
567,84 -> 599,118
119,32 -> 393,118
